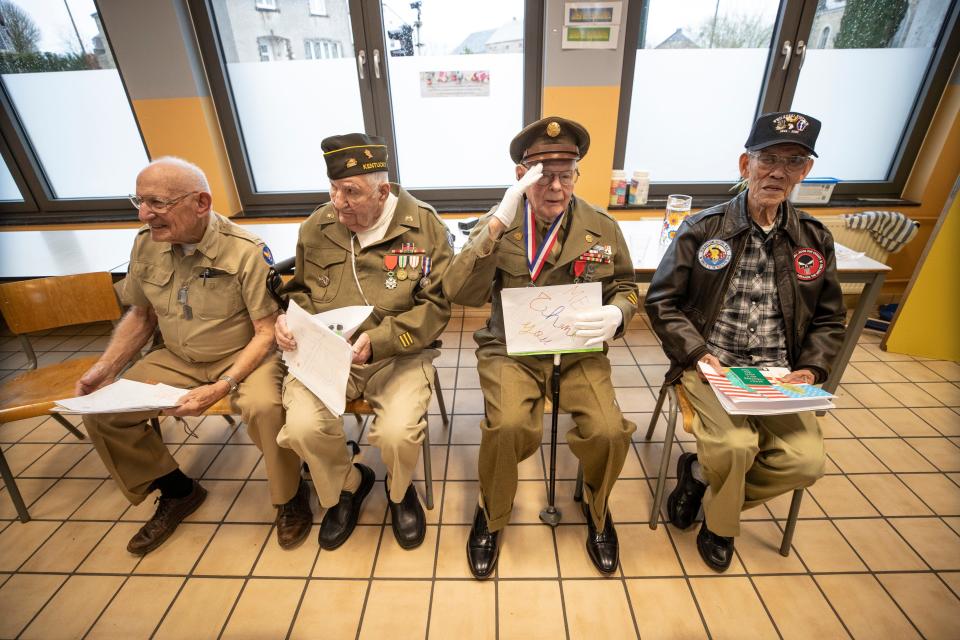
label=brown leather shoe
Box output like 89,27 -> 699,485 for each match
276,480 -> 313,549
127,480 -> 207,555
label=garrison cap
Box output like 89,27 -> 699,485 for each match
745,111 -> 821,157
321,132 -> 389,180
509,116 -> 590,165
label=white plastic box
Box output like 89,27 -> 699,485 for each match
789,178 -> 838,204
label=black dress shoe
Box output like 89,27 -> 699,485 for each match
696,521 -> 734,572
582,501 -> 619,575
466,506 -> 500,579
668,452 -> 707,529
127,480 -> 207,555
387,479 -> 426,549
276,480 -> 312,549
318,463 -> 375,550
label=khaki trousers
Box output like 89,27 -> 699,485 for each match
83,349 -> 301,505
476,347 -> 636,532
277,350 -> 436,507
681,370 -> 825,537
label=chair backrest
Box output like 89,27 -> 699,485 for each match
0,272 -> 123,335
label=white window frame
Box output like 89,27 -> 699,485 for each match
255,0 -> 278,11
309,0 -> 327,16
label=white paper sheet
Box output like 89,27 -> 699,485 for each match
282,300 -> 354,416
310,305 -> 374,340
501,282 -> 603,355
55,379 -> 188,414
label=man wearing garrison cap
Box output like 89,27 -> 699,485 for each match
274,133 -> 452,551
444,117 -> 640,578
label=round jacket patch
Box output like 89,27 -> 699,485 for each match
262,245 -> 275,266
697,239 -> 732,270
793,248 -> 824,281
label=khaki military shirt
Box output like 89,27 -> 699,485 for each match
280,184 -> 452,361
444,195 -> 639,350
123,212 -> 279,363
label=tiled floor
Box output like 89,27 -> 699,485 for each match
1,307 -> 960,639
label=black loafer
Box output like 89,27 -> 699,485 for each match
466,506 -> 500,579
318,463 -> 375,550
668,452 -> 707,529
696,521 -> 734,572
582,501 -> 619,575
387,479 -> 426,549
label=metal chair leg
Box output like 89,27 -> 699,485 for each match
224,415 -> 236,426
779,488 -> 804,556
422,418 -> 434,510
645,384 -> 668,440
0,444 -> 30,522
433,369 -> 449,427
52,413 -> 86,440
649,387 -> 678,530
150,417 -> 162,436
573,465 -> 584,502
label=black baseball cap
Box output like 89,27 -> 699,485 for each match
745,112 -> 821,157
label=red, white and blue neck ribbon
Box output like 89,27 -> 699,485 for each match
523,200 -> 564,283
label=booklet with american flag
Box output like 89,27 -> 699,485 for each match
697,362 -> 835,415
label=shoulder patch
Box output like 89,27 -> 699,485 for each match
262,245 -> 275,265
697,239 -> 732,270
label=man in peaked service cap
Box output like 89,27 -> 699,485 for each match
275,133 -> 452,552
646,111 -> 845,572
444,117 -> 640,578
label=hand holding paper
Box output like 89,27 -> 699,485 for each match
574,305 -> 623,347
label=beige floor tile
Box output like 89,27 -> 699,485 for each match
440,480 -> 478,524
924,382 -> 960,406
946,516 -> 960,536
563,579 -> 637,640
615,386 -> 657,412
835,518 -> 926,571
498,524 -> 558,578
0,573 -> 67,639
445,445 -> 479,480
833,408 -> 896,437
889,517 -> 960,570
808,475 -> 879,517
0,417 -> 52,443
511,480 -> 554,523
611,365 -> 645,387
941,572 -> 960,598
626,578 -> 705,639
862,439 -> 936,472
453,388 -> 485,414
629,346 -> 669,366
21,574 -> 124,640
690,576 -> 778,640
904,437 -> 960,471
121,492 -> 166,522
185,479 -> 244,522
816,574 -> 920,640
557,523 -> 613,578
373,525 -> 438,577
900,473 -> 960,515
606,346 -> 636,365
618,523 -> 684,577
818,413 -> 854,438
498,580 -> 566,639
428,580 -> 496,639
831,386 -> 864,408
312,525 -> 379,577
154,577 -> 244,640
754,575 -> 849,640
840,364 -> 872,384
914,407 -> 960,436
791,520 -> 866,572
221,578 -> 305,639
25,477 -> 100,519
895,361 -> 947,382
825,439 -> 888,473
290,579 -> 366,640
880,382 -> 944,407
844,383 -> 904,408
202,444 -> 261,480
669,523 -> 745,575
133,523 -> 217,575
853,361 -> 909,383
356,479 -> 387,524
448,415 -> 483,444
194,523 -> 271,576
224,480 -> 276,523
87,576 -> 184,640
77,522 -> 144,574
874,408 -> 941,436
607,478 -> 654,523
172,443 -> 225,478
849,473 -> 933,516
878,573 -> 960,640
923,361 -> 960,381
637,439 -> 686,480
70,480 -> 131,521
19,443 -> 91,478
253,525 -> 319,576
19,418 -> 71,443
860,343 -> 913,362
0,520 -> 60,571
0,478 -> 56,520
358,580 -> 431,640
736,521 -> 807,574
435,524 -> 472,578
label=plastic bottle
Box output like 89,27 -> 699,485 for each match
629,170 -> 650,205
609,170 -> 627,207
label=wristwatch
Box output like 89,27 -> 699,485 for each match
218,374 -> 239,394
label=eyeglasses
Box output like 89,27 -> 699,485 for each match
524,167 -> 580,187
749,152 -> 811,171
129,191 -> 197,212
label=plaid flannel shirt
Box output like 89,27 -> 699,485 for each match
706,218 -> 789,368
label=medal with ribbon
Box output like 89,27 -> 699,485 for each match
419,256 -> 432,288
523,200 -> 564,283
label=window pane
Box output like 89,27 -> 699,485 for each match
0,155 -> 22,202
623,0 -> 780,183
210,0 -> 361,192
0,0 -> 148,199
380,1 -> 525,189
791,0 -> 953,181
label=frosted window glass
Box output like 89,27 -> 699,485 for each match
0,155 -> 22,202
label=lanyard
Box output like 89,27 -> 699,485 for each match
523,200 -> 564,283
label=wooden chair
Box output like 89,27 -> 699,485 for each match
0,272 -> 123,522
645,383 -> 804,557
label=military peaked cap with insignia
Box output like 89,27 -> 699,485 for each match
321,132 -> 389,180
509,116 -> 590,165
745,111 -> 821,157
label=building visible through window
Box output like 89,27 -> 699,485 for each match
309,0 -> 327,16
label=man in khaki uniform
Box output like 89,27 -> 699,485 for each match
444,117 -> 639,577
275,133 -> 452,551
77,157 -> 309,555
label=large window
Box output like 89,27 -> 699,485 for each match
0,0 -> 148,222
614,0 -> 960,200
191,0 -> 543,211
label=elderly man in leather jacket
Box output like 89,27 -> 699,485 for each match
646,112 -> 845,572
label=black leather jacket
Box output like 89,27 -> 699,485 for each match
645,191 -> 846,385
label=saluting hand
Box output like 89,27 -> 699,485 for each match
275,313 -> 297,351
490,163 -> 543,231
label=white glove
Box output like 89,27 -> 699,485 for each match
492,163 -> 543,227
574,305 -> 623,347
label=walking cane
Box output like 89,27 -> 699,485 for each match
540,353 -> 563,526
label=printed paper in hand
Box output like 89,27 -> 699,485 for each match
283,300 -> 354,416
55,379 -> 189,414
312,305 -> 374,340
501,282 -> 602,356
698,362 -> 835,415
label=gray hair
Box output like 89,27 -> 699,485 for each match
363,171 -> 389,190
145,156 -> 211,192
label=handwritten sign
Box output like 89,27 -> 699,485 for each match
501,282 -> 603,355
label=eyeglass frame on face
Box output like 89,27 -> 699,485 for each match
129,191 -> 198,213
748,151 -> 812,172
521,163 -> 580,187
